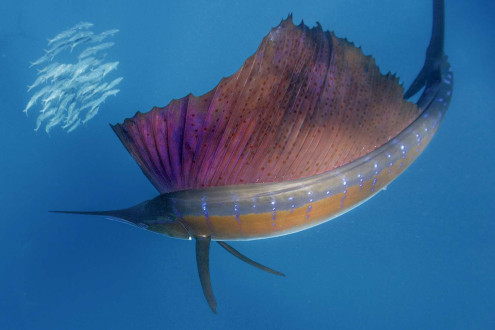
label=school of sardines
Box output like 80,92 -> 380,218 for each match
23,22 -> 123,133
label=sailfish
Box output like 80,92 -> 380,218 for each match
53,0 -> 452,313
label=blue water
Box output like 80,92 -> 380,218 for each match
1,0 -> 494,329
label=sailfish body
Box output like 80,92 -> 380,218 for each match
53,0 -> 452,313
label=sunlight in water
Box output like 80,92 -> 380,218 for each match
24,22 -> 123,133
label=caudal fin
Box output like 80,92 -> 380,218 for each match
404,0 -> 446,99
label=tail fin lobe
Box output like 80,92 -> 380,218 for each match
404,0 -> 446,99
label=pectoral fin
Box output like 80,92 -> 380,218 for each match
195,236 -> 217,314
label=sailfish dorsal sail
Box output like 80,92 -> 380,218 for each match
111,17 -> 420,194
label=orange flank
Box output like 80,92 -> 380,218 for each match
181,130 -> 435,241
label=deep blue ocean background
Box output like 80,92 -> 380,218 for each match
1,0 -> 494,329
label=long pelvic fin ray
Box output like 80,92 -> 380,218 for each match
217,241 -> 285,277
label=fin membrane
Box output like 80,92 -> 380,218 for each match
217,241 -> 285,277
112,17 -> 420,194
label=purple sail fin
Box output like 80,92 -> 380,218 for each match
112,17 -> 420,193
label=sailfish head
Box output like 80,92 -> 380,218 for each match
51,196 -> 192,240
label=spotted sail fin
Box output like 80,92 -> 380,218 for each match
111,17 -> 420,194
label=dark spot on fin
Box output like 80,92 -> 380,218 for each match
404,0 -> 445,99
195,236 -> 217,314
217,241 -> 285,277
